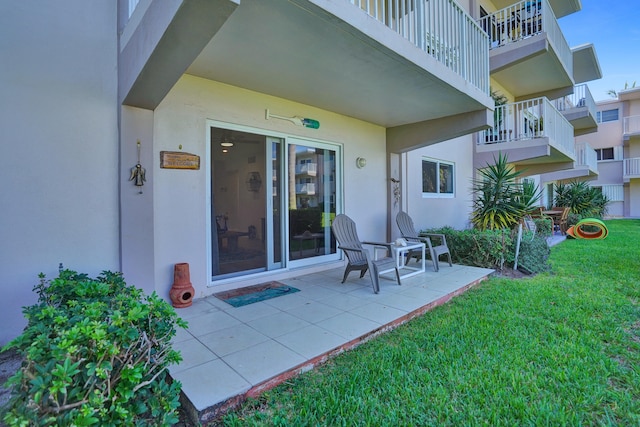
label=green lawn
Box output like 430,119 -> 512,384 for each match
217,220 -> 640,426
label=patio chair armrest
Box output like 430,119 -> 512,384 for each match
361,241 -> 393,260
338,245 -> 366,253
361,241 -> 393,251
421,233 -> 447,246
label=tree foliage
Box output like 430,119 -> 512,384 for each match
554,181 -> 609,218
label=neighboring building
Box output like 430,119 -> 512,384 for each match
0,0 -> 598,345
471,0 -> 601,199
403,0 -> 601,235
573,88 -> 640,218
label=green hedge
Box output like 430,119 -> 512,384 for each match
422,227 -> 550,274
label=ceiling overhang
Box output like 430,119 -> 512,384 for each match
572,44 -> 602,84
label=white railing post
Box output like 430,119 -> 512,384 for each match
348,0 -> 488,95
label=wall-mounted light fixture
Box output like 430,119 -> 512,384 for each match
220,141 -> 234,148
265,109 -> 320,129
356,157 -> 367,169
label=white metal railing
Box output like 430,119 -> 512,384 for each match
553,84 -> 596,119
477,0 -> 572,77
624,158 -> 640,178
574,142 -> 597,171
295,164 -> 317,175
349,0 -> 489,94
295,183 -> 316,195
624,115 -> 640,135
478,97 -> 575,156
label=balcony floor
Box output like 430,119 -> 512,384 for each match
170,262 -> 494,423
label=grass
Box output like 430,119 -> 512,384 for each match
216,220 -> 640,426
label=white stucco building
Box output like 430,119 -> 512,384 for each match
0,0 -> 600,345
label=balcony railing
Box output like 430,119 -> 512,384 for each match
296,183 -> 316,195
349,0 -> 489,94
553,84 -> 596,118
295,163 -> 317,176
477,0 -> 572,76
478,97 -> 574,156
624,115 -> 640,135
574,142 -> 597,171
624,158 -> 640,178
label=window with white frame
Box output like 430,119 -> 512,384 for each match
595,147 -> 615,161
422,159 -> 454,197
596,109 -> 619,123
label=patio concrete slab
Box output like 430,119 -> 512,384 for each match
170,263 -> 493,424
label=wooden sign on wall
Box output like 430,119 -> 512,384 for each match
160,151 -> 200,170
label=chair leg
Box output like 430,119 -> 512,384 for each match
430,249 -> 439,272
445,253 -> 452,267
341,268 -> 349,284
369,263 -> 380,294
394,268 -> 401,287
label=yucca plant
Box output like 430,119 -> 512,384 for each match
471,153 -> 529,230
517,179 -> 542,214
554,181 -> 609,218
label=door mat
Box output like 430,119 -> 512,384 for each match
214,281 -> 300,308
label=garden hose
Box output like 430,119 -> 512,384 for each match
566,218 -> 608,240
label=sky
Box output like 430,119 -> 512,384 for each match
558,0 -> 640,102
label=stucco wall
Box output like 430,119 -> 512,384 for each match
149,75 -> 388,299
578,100 -> 624,150
402,135 -> 474,231
629,181 -> 640,218
0,2 -> 119,345
591,161 -> 624,186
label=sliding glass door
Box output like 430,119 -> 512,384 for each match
209,126 -> 339,281
286,138 -> 338,266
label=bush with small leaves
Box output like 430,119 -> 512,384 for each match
423,227 -> 550,274
2,269 -> 187,426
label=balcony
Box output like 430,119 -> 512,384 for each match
475,97 -> 576,175
489,0 -> 581,19
120,0 -> 493,146
624,158 -> 640,181
540,142 -> 598,182
478,0 -> 573,100
553,84 -> 597,136
295,163 -> 317,176
624,116 -> 640,139
296,183 -> 316,195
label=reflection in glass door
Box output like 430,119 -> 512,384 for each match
210,127 -> 338,281
287,140 -> 337,263
211,128 -> 275,279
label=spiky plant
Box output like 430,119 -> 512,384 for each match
554,181 -> 609,218
471,153 -> 528,230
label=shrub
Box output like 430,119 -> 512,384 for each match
515,235 -> 551,274
533,217 -> 553,238
424,227 -> 514,270
424,227 -> 550,274
2,270 -> 187,426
